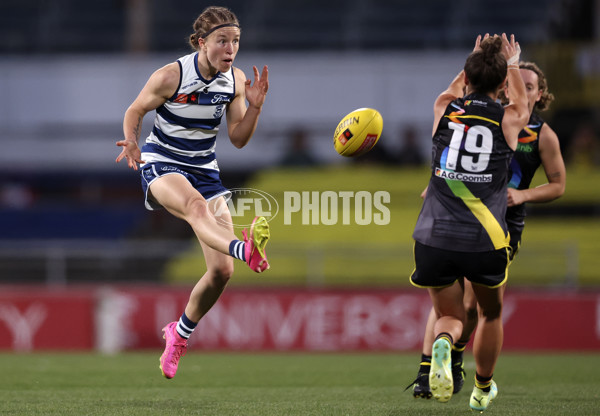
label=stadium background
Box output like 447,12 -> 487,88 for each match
0,0 -> 599,352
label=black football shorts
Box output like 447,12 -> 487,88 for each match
410,240 -> 509,289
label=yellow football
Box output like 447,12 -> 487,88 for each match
333,108 -> 383,157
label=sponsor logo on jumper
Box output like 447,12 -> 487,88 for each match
435,168 -> 492,183
174,93 -> 200,104
516,143 -> 535,153
211,94 -> 231,104
465,99 -> 488,107
181,81 -> 199,90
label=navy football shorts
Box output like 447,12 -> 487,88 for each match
410,240 -> 509,289
140,162 -> 231,211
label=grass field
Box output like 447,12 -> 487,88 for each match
1,351 -> 598,415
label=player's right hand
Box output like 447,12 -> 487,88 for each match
115,139 -> 145,171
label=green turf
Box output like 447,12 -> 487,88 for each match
1,351 -> 598,415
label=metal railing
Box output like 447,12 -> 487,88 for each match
0,240 -> 192,285
0,239 -> 587,288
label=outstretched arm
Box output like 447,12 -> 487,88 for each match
431,70 -> 467,136
116,62 -> 179,170
501,34 -> 529,150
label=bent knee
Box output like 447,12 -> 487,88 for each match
209,262 -> 235,285
479,306 -> 502,321
465,305 -> 478,321
185,197 -> 211,221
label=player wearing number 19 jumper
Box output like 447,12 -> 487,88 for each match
409,34 -> 529,411
407,61 -> 566,402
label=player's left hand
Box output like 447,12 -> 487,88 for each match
245,65 -> 269,109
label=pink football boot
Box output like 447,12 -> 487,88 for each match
243,216 -> 270,273
159,322 -> 187,379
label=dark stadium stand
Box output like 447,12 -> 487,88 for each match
0,0 -> 590,53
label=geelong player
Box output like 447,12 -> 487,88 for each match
116,6 -> 270,379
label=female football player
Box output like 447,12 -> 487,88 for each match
408,60 -> 565,407
116,6 -> 270,379
409,33 -> 528,411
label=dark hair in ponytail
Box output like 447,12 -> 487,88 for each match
464,36 -> 507,94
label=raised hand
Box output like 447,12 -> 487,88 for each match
502,33 -> 521,66
473,33 -> 490,52
245,65 -> 269,109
